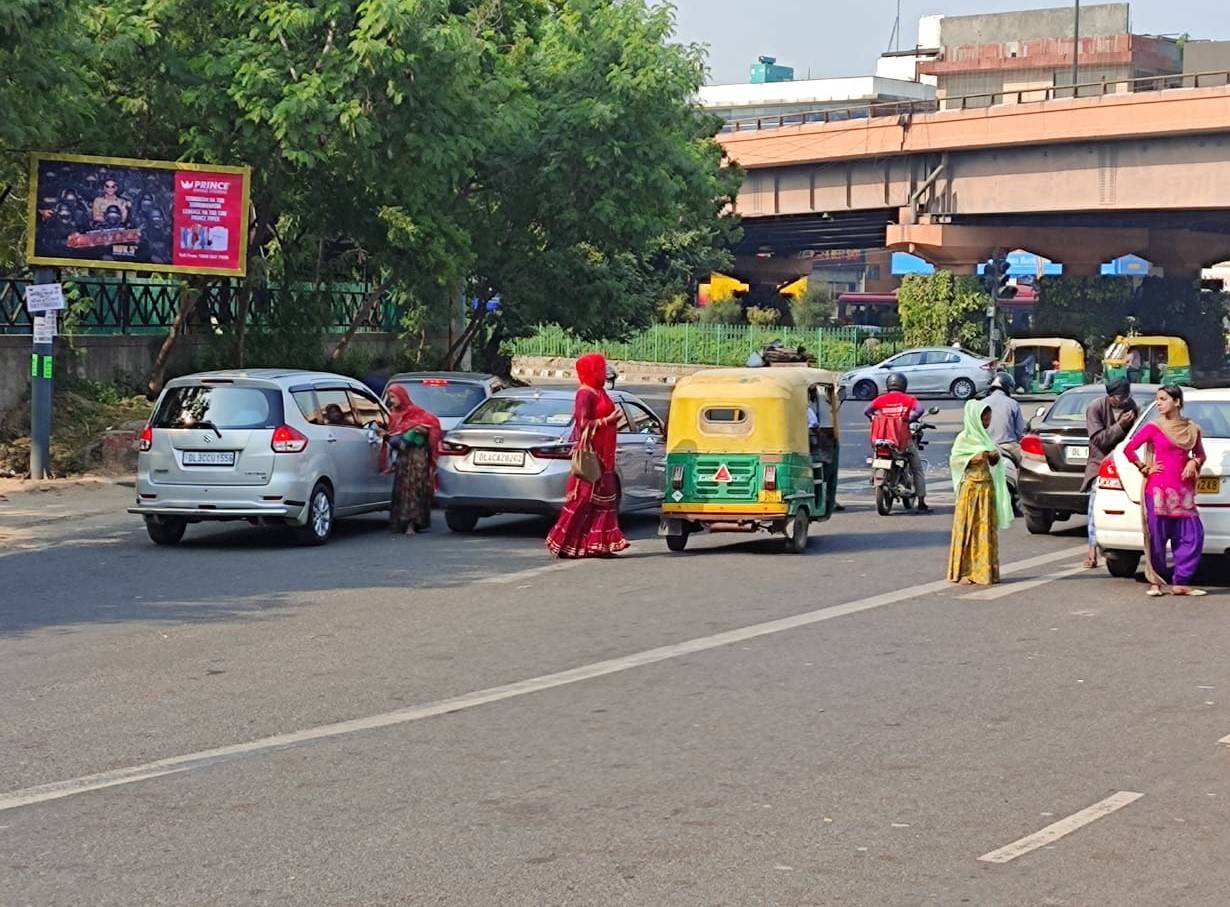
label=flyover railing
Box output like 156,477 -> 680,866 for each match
0,277 -> 400,335
721,69 -> 1230,133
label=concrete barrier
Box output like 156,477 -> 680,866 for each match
513,356 -> 706,385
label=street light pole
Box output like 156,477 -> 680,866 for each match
1071,0 -> 1081,97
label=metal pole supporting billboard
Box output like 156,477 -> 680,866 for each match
28,267 -> 59,479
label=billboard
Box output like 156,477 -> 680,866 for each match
27,153 -> 251,277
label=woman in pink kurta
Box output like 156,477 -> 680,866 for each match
1122,385 -> 1207,596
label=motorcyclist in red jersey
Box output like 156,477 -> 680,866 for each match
864,371 -> 930,514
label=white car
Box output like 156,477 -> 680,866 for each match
838,347 -> 995,401
1094,389 -> 1230,577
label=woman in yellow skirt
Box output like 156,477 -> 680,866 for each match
948,399 -> 1015,585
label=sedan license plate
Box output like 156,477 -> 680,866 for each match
1065,446 -> 1089,462
872,458 -> 893,470
182,450 -> 236,467
1197,476 -> 1221,495
473,449 -> 526,467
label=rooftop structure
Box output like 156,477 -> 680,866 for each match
699,76 -> 936,128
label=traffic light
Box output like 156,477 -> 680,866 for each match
995,256 -> 1017,300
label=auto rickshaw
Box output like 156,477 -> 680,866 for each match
999,338 -> 1085,394
1103,335 -> 1191,385
658,367 -> 840,554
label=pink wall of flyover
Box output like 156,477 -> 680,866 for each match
719,83 -> 1230,219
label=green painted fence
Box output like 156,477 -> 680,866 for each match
511,324 -> 906,370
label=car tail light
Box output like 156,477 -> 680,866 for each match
138,424 -> 153,452
271,424 -> 308,453
1020,434 -> 1045,459
530,443 -> 573,460
438,440 -> 470,456
1097,456 -> 1123,491
421,378 -> 448,386
763,465 -> 777,491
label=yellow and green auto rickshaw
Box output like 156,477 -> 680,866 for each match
1103,335 -> 1192,385
658,367 -> 840,554
1000,337 -> 1085,394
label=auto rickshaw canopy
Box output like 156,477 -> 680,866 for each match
1003,337 -> 1085,372
1103,335 -> 1191,369
667,367 -> 841,456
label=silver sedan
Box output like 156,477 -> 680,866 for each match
436,388 -> 665,532
839,346 -> 995,401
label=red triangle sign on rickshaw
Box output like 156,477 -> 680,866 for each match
712,463 -> 733,483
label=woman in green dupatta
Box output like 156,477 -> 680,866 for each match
948,399 -> 1015,585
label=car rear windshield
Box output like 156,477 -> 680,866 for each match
391,380 -> 487,418
464,396 -> 573,427
152,385 -> 284,430
1139,401 -> 1230,438
1045,390 -> 1155,423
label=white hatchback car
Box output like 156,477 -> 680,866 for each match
130,370 -> 393,546
1094,389 -> 1230,577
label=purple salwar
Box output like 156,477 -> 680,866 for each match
1144,496 -> 1205,586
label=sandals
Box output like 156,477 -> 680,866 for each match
1146,587 -> 1166,597
1173,588 -> 1208,597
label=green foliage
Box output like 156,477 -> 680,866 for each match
697,298 -> 742,325
1032,276 -> 1131,369
790,284 -> 835,328
657,293 -> 697,324
897,272 -> 988,353
745,305 -> 780,326
2,0 -> 737,366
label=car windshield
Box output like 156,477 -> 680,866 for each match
465,396 -> 574,427
152,385 -> 283,430
390,380 -> 486,418
1138,400 -> 1230,438
1045,389 -> 1154,423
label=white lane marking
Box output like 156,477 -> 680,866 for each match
978,791 -> 1144,864
1218,734 -> 1230,746
474,560 -> 581,585
0,545 -> 1084,814
960,564 -> 1089,601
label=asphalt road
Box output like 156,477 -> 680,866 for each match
3,400 -> 1230,905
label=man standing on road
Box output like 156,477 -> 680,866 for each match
865,372 -> 929,514
1083,378 -> 1139,568
985,376 -> 1025,457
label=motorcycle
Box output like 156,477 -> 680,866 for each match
997,442 -> 1024,518
869,407 -> 940,515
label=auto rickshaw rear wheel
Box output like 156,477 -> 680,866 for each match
666,532 -> 689,552
785,509 -> 810,554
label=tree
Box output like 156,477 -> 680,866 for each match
897,272 -> 987,352
790,284 -> 834,328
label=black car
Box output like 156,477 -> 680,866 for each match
1018,384 -> 1158,535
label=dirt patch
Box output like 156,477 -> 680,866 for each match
0,382 -> 152,478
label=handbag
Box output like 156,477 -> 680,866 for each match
570,423 -> 602,483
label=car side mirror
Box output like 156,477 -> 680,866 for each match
1034,405 -> 1047,420
928,406 -> 940,415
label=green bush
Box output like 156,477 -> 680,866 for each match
697,298 -> 742,325
790,285 -> 835,328
745,305 -> 780,326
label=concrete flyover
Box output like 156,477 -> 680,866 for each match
718,80 -> 1230,276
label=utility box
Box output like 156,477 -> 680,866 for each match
750,56 -> 794,84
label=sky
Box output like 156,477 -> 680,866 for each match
670,0 -> 1230,84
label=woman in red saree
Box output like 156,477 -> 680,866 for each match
381,384 -> 443,535
546,353 -> 630,558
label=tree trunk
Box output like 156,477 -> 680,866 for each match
146,278 -> 203,398
328,281 -> 384,364
234,285 -> 253,367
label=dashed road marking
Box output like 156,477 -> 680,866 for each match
960,564 -> 1089,600
978,791 -> 1144,864
0,545 -> 1084,814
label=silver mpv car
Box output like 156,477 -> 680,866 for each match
130,370 -> 393,546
